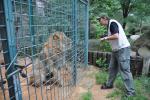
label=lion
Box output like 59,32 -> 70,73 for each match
29,32 -> 72,87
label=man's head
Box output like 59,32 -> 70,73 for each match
97,15 -> 109,26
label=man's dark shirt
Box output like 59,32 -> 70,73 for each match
100,21 -> 119,38
109,22 -> 119,35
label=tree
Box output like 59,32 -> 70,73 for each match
133,0 -> 150,33
90,0 -> 121,19
90,0 -> 150,31
119,0 -> 135,29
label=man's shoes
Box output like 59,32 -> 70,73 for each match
101,83 -> 113,89
125,92 -> 136,97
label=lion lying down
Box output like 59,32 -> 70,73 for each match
29,32 -> 72,87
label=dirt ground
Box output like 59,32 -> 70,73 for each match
71,65 -> 114,100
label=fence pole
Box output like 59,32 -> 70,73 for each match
1,0 -> 22,100
72,0 -> 78,85
84,0 -> 89,66
28,0 -> 36,55
0,0 -> 12,98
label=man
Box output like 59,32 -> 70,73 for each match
97,15 -> 135,97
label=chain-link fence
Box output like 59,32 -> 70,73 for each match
0,0 -> 88,100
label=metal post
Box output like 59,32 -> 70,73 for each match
84,0 -> 89,66
72,0 -> 78,85
0,1 -> 9,99
28,0 -> 36,55
28,1 -> 38,99
1,0 -> 22,100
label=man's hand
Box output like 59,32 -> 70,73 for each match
100,34 -> 119,41
100,37 -> 108,41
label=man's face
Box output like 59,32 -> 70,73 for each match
99,18 -> 107,26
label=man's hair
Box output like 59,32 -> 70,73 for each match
97,15 -> 109,21
100,16 -> 109,20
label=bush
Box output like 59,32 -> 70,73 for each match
89,18 -> 112,52
98,41 -> 112,52
96,58 -> 108,69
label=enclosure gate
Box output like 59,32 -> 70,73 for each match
0,0 -> 88,100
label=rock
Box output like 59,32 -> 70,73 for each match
131,29 -> 150,51
130,35 -> 140,42
129,27 -> 150,75
138,46 -> 150,58
130,50 -> 136,58
142,57 -> 150,75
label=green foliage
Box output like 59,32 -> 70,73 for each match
96,58 -> 108,69
95,71 -> 108,84
80,91 -> 92,100
90,0 -> 150,34
107,75 -> 150,100
135,77 -> 150,95
134,0 -> 150,17
115,76 -> 125,91
89,18 -> 112,52
98,41 -> 112,52
95,25 -> 106,39
106,76 -> 125,99
121,95 -> 148,100
89,18 -> 107,39
95,70 -> 150,99
90,0 -> 121,19
106,89 -> 123,99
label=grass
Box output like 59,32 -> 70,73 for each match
95,70 -> 108,84
95,70 -> 150,100
80,91 -> 92,100
106,89 -> 122,99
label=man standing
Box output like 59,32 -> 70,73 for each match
97,15 -> 135,97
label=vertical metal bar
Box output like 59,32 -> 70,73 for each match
72,0 -> 77,85
28,0 -> 38,99
0,1 -> 6,100
43,2 -> 50,100
0,1 -> 9,99
66,1 -> 70,99
2,0 -> 22,100
84,0 -> 89,66
18,0 -> 31,99
28,0 -> 36,54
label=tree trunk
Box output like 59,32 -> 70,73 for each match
123,19 -> 127,29
120,0 -> 131,29
139,17 -> 143,34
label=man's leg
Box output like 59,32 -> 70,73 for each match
106,52 -> 119,86
118,47 -> 135,95
101,52 -> 118,89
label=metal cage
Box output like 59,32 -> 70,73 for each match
0,0 -> 88,100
